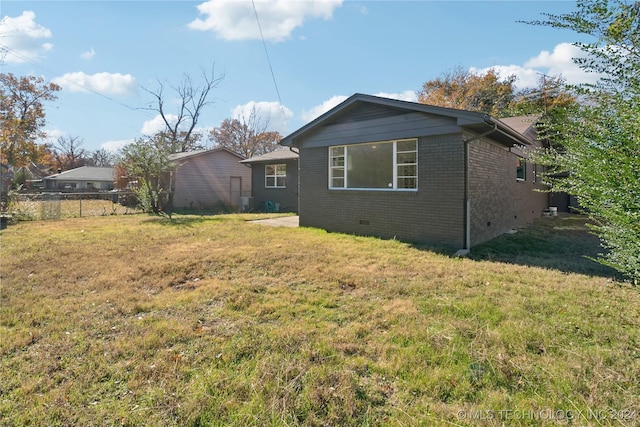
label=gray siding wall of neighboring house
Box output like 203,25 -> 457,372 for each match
299,134 -> 466,248
468,135 -> 548,245
172,151 -> 251,210
248,159 -> 299,213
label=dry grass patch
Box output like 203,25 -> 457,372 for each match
1,213 -> 639,426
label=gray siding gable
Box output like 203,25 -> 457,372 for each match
281,93 -> 533,149
301,111 -> 460,148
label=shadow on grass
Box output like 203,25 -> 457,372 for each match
467,214 -> 620,278
140,213 -> 237,227
140,212 -> 295,228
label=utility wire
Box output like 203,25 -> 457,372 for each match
0,42 -> 143,113
251,0 -> 289,133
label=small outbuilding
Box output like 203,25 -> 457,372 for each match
280,93 -> 549,249
240,148 -> 299,213
168,148 -> 251,211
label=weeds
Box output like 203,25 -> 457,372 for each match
1,214 -> 638,426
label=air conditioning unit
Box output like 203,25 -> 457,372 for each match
240,196 -> 253,212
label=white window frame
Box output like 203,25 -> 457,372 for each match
328,139 -> 418,191
265,163 -> 286,188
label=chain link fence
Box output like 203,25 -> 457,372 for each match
5,191 -> 142,221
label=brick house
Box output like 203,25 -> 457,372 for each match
280,93 -> 549,250
240,148 -> 299,213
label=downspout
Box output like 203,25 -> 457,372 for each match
288,145 -> 300,214
461,119 -> 498,252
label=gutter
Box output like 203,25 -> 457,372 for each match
484,116 -> 532,146
459,120 -> 498,253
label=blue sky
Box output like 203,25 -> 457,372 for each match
0,1 -> 594,153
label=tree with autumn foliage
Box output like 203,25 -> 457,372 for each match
0,73 -> 60,167
418,67 -> 578,120
208,107 -> 282,158
417,67 -> 517,117
418,68 -> 579,152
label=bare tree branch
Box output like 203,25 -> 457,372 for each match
142,64 -> 224,153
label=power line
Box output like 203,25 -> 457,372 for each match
251,0 -> 289,133
0,42 -> 143,113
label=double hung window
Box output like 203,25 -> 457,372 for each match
265,164 -> 286,188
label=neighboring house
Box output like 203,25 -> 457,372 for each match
15,162 -> 53,189
168,148 -> 251,211
280,93 -> 550,250
240,148 -> 299,213
43,166 -> 115,191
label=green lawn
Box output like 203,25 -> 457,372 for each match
1,214 -> 638,426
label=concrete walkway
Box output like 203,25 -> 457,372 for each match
250,216 -> 299,227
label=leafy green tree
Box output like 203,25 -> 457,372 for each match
525,0 -> 640,94
527,0 -> 640,282
117,135 -> 172,216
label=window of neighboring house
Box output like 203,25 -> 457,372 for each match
516,158 -> 526,181
329,139 -> 418,190
87,182 -> 95,189
265,164 -> 286,188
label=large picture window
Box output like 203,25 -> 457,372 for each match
329,139 -> 417,190
265,164 -> 286,188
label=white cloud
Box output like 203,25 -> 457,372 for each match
470,42 -> 602,89
52,72 -> 136,96
81,47 -> 95,60
231,100 -> 293,135
301,95 -> 347,123
374,90 -> 417,102
301,91 -> 417,124
0,11 -> 53,63
468,64 -> 541,89
40,128 -> 65,145
188,0 -> 343,42
101,139 -> 132,153
140,114 -> 179,136
524,42 -> 602,86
